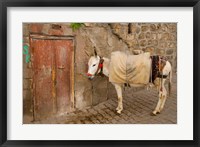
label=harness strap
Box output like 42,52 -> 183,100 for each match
150,55 -> 168,84
157,72 -> 168,79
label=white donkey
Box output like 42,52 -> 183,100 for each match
86,49 -> 172,115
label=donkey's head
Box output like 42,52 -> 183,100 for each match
86,48 -> 101,80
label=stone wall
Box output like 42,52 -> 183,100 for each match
23,23 -> 177,122
109,23 -> 177,68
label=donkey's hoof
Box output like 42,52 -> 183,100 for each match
116,107 -> 120,111
117,110 -> 122,114
157,111 -> 161,114
151,111 -> 157,116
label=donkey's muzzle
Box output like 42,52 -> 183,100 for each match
86,73 -> 93,77
86,73 -> 94,80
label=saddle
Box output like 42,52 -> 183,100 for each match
109,51 -> 151,85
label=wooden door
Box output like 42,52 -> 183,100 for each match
31,36 -> 74,120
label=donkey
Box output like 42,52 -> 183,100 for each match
86,49 -> 172,115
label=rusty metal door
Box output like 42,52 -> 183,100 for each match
31,36 -> 74,120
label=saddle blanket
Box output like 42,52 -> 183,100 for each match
109,51 -> 151,84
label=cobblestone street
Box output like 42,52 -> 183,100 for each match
33,74 -> 177,124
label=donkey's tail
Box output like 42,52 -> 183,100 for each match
168,69 -> 172,96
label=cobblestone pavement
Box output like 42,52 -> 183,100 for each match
33,74 -> 177,124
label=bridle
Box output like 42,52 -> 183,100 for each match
94,56 -> 104,76
87,56 -> 104,77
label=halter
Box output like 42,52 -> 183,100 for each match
94,56 -> 104,76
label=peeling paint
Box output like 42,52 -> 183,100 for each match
23,44 -> 30,63
52,64 -> 57,113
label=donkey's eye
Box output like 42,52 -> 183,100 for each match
93,64 -> 96,67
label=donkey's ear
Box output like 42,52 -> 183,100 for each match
94,47 -> 97,57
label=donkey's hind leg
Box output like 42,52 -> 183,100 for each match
159,80 -> 167,112
152,79 -> 166,115
114,84 -> 123,114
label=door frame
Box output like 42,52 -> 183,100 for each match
29,33 -> 75,120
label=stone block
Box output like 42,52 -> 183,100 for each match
126,34 -> 135,41
139,40 -> 147,47
132,40 -> 139,49
144,47 -> 154,54
23,89 -> 32,100
166,49 -> 174,55
110,23 -> 120,34
151,33 -> 157,40
23,23 -> 29,36
167,42 -> 176,49
48,29 -> 64,36
23,68 -> 33,79
23,79 -> 32,90
126,41 -> 132,47
148,40 -> 152,46
168,24 -> 177,32
85,23 -> 98,27
62,25 -> 73,36
161,24 -> 168,32
156,49 -> 165,55
92,76 -> 108,89
153,40 -> 158,46
119,28 -> 127,40
75,62 -> 88,74
159,42 -> 167,49
75,34 -> 87,63
107,35 -> 114,47
138,33 -> 145,39
157,24 -> 161,30
141,25 -> 149,32
75,74 -> 92,90
83,89 -> 93,105
42,24 -> 51,34
150,24 -> 161,32
148,40 -> 158,46
166,55 -> 174,60
110,23 -> 121,30
23,37 -> 29,44
169,33 -> 177,41
132,50 -> 144,55
92,88 -> 108,105
150,24 -> 156,31
29,23 -> 43,33
75,88 -> 92,109
75,74 -> 92,109
92,77 -> 108,105
160,33 -> 169,41
23,89 -> 33,118
23,56 -> 32,69
130,24 -> 140,34
146,32 -> 151,39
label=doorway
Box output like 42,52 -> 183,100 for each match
30,34 -> 74,120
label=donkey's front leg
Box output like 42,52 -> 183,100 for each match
114,84 -> 123,114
